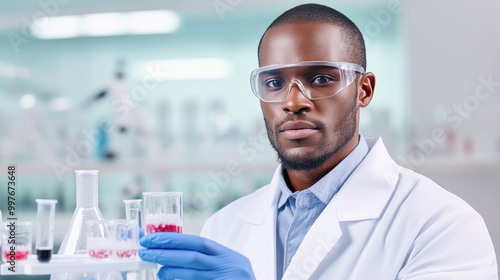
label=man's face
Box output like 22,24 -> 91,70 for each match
259,23 -> 360,171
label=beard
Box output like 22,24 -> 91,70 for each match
264,91 -> 358,171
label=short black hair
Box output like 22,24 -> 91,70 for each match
257,3 -> 366,69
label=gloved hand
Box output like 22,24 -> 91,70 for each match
139,232 -> 256,280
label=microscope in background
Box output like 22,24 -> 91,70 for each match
83,59 -> 160,161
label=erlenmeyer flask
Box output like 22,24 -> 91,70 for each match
58,170 -> 106,255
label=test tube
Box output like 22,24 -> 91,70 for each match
35,199 -> 57,262
123,199 -> 142,228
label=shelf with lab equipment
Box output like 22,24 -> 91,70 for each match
0,169 -> 169,279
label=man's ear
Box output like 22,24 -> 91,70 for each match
357,72 -> 376,108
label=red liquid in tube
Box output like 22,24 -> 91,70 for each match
3,250 -> 30,261
146,224 -> 182,233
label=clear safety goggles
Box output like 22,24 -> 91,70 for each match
250,61 -> 365,103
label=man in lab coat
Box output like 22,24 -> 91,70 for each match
139,4 -> 498,280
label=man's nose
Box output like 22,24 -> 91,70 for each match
281,81 -> 312,113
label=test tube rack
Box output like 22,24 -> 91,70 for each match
0,254 -> 157,275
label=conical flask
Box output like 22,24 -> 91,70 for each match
58,170 -> 106,255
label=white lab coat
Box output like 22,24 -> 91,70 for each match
201,138 -> 498,280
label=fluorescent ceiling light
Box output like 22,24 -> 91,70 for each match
142,58 -> 231,80
82,13 -> 125,37
33,16 -> 81,39
32,10 -> 180,39
129,11 -> 180,34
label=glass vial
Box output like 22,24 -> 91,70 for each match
123,199 -> 142,228
35,199 -> 57,262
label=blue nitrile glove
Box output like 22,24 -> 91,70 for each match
139,232 -> 256,280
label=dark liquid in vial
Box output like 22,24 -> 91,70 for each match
37,249 -> 52,262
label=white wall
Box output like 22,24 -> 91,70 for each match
405,0 -> 500,271
405,0 -> 500,156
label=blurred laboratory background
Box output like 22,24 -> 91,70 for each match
0,0 -> 499,276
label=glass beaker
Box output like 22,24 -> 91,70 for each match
58,170 -> 106,255
2,221 -> 32,262
86,220 -> 112,260
143,192 -> 183,234
108,219 -> 139,259
86,219 -> 139,260
35,199 -> 57,262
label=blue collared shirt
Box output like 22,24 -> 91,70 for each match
276,134 -> 369,279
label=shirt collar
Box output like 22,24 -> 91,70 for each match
277,134 -> 369,208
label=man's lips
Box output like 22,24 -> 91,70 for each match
280,121 -> 318,140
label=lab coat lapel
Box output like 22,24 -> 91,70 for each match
239,166 -> 282,280
282,138 -> 399,279
335,137 -> 399,221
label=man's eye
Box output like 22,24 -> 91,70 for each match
265,79 -> 285,88
312,76 -> 332,84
